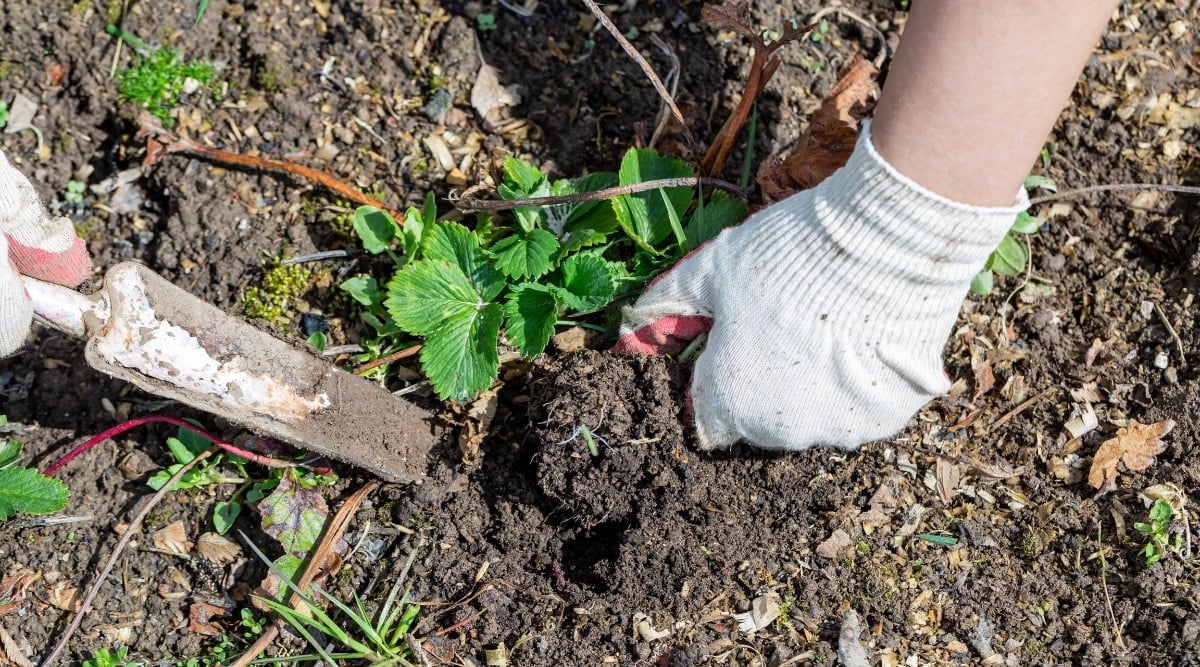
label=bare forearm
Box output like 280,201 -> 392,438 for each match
872,0 -> 1118,206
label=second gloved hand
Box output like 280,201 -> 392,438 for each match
614,123 -> 1028,451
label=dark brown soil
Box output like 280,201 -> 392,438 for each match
2,0 -> 1199,665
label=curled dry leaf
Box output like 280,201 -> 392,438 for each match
758,55 -> 879,201
152,520 -> 193,555
1087,419 -> 1175,493
44,581 -> 79,612
0,570 -> 38,616
0,623 -> 32,667
459,386 -> 500,465
196,532 -> 242,565
471,63 -> 522,131
816,528 -> 853,559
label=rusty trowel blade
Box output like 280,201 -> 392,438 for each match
83,263 -> 434,483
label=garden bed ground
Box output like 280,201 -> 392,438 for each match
2,0 -> 1199,665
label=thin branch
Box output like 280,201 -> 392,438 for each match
356,344 -> 423,375
139,115 -> 403,221
452,176 -> 750,212
38,450 -> 214,667
1029,183 -> 1200,206
580,0 -> 696,154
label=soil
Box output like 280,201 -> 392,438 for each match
1,0 -> 1199,665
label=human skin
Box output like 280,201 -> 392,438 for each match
872,0 -> 1122,207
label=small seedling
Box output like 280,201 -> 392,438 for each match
1133,498 -> 1181,566
0,100 -> 9,130
0,416 -> 69,521
476,12 -> 496,31
64,179 -> 86,203
970,173 -> 1057,295
82,646 -> 138,667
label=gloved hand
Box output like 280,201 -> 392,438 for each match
0,150 -> 93,356
614,122 -> 1028,451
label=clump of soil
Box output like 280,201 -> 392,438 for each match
531,351 -> 689,527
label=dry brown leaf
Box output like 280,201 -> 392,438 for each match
188,600 -> 228,636
44,582 -> 80,612
0,624 -> 31,667
972,351 -> 995,398
471,64 -> 521,130
0,571 -> 38,616
153,520 -> 193,555
816,528 -> 853,559
459,387 -> 500,465
758,56 -> 879,201
1088,419 -> 1176,493
195,532 -> 241,565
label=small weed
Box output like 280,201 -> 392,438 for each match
971,173 -> 1057,295
0,416 -> 69,521
1134,498 -> 1181,566
83,646 -> 139,667
476,12 -> 497,31
64,179 -> 86,203
0,100 -> 9,129
111,29 -> 216,126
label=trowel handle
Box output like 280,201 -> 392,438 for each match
21,275 -> 110,339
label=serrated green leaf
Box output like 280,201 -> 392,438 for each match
420,302 -> 503,400
504,283 -> 561,357
969,270 -> 994,295
685,196 -> 747,249
503,156 -> 545,193
0,467 -> 69,520
491,229 -> 559,280
1011,211 -> 1042,235
558,228 -> 609,256
559,253 -> 617,312
613,148 -> 694,249
353,206 -> 399,254
422,223 -> 504,299
340,275 -> 383,308
990,234 -> 1028,276
386,261 -> 486,336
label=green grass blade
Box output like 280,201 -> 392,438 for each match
658,189 -> 688,253
195,0 -> 210,22
740,104 -> 758,190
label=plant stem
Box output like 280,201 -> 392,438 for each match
43,414 -> 293,476
454,176 -> 749,212
1028,182 -> 1200,205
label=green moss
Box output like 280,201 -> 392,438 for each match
243,261 -> 312,323
117,48 -> 216,127
0,60 -> 17,80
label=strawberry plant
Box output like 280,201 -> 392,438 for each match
0,416 -> 69,521
343,147 -> 746,400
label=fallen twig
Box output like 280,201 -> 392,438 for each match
229,480 -> 381,667
356,344 -> 423,375
1029,182 -> 1200,206
138,115 -> 403,221
1153,302 -> 1188,370
580,0 -> 696,155
38,450 -> 214,667
452,176 -> 750,212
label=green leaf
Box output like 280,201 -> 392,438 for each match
306,331 -> 327,352
545,172 -> 618,233
916,533 -> 959,547
0,439 -> 21,470
612,148 -> 694,249
1011,211 -> 1042,235
386,260 -> 487,336
340,275 -> 383,308
1149,499 -> 1173,524
165,436 -> 198,465
969,270 -> 994,296
491,229 -> 559,280
419,302 -> 503,400
353,206 -> 399,254
0,467 -> 69,520
261,469 -> 329,556
989,234 -> 1028,276
503,283 -> 561,357
1023,174 -> 1057,192
422,223 -> 504,300
558,228 -> 609,256
213,500 -> 241,535
503,156 -> 546,194
660,189 -> 688,251
685,195 -> 747,249
558,253 -> 617,312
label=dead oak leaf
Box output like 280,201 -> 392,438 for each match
1088,419 -> 1175,493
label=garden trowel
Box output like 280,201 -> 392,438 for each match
22,262 -> 434,483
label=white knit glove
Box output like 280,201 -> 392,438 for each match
614,123 -> 1028,451
0,150 -> 93,356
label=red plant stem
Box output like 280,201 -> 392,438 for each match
44,414 -> 293,476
